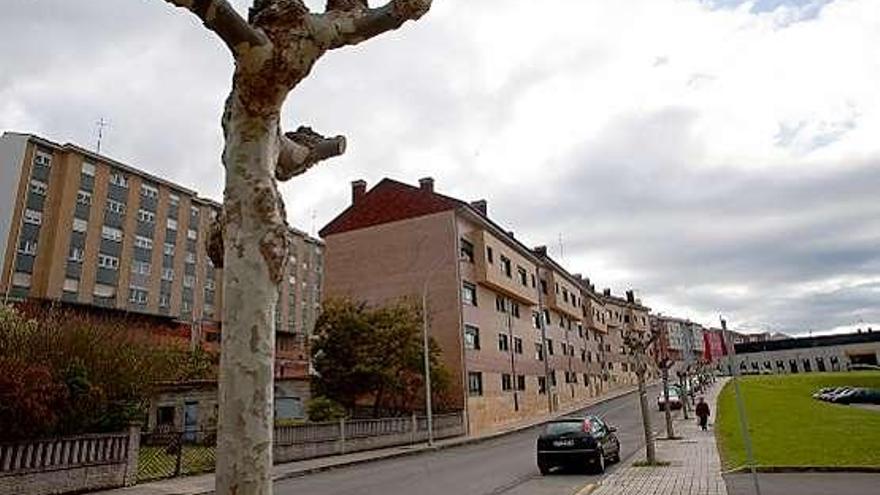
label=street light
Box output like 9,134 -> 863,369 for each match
421,252 -> 467,446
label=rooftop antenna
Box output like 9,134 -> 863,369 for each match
95,118 -> 109,154
310,209 -> 317,238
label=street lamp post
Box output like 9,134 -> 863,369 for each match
421,252 -> 466,446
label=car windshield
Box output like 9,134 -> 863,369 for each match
545,420 -> 585,435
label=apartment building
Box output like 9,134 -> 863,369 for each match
319,177 -> 650,434
0,132 -> 322,378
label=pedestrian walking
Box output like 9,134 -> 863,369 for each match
696,396 -> 710,431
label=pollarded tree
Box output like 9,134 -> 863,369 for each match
622,326 -> 660,464
160,1 -> 433,493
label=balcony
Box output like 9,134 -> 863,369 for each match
471,230 -> 539,305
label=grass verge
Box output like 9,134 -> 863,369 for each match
716,371 -> 880,469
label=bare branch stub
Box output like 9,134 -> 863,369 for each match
164,0 -> 267,54
323,0 -> 433,49
276,127 -> 347,181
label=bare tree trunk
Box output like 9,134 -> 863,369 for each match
216,97 -> 286,495
637,370 -> 656,463
662,367 -> 675,439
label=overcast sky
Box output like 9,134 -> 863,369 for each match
2,0 -> 878,335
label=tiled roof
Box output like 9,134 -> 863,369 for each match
319,178 -> 467,237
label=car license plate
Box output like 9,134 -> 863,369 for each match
553,439 -> 575,447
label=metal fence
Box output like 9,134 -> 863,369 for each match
137,412 -> 465,482
137,429 -> 216,482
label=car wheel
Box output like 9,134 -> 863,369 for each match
537,457 -> 551,475
592,450 -> 606,474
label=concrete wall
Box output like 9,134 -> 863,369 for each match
273,414 -> 464,463
730,341 -> 880,374
0,427 -> 139,495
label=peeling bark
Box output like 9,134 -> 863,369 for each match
160,1 -> 434,493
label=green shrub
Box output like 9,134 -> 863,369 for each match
307,396 -> 346,422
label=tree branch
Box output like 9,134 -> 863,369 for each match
276,127 -> 347,181
322,0 -> 432,49
165,0 -> 266,54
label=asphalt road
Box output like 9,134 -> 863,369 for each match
276,384 -> 664,495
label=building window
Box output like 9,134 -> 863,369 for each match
190,205 -> 200,217
517,266 -> 527,286
81,162 -> 96,176
131,261 -> 151,275
538,376 -> 547,394
98,254 -> 119,270
516,375 -> 526,391
495,295 -> 506,313
547,339 -> 554,355
30,179 -> 48,196
135,236 -> 153,249
16,237 -> 37,256
205,278 -> 216,290
169,193 -> 180,208
185,252 -> 196,264
486,246 -> 494,264
511,301 -> 520,318
23,209 -> 42,225
93,283 -> 116,298
163,243 -> 175,255
514,337 -> 523,354
532,311 -> 541,329
183,275 -> 195,288
187,229 -> 198,240
462,282 -> 477,306
467,372 -> 483,396
109,171 -> 128,187
159,293 -> 171,308
535,342 -> 544,361
464,324 -> 480,350
140,184 -> 159,199
460,238 -> 474,263
106,199 -> 126,214
500,255 -> 512,277
137,209 -> 155,223
167,218 -> 178,230
34,150 -> 52,167
128,287 -> 148,304
498,333 -> 510,352
101,226 -> 123,242
501,373 -> 513,391
68,246 -> 85,262
162,267 -> 174,281
76,190 -> 92,205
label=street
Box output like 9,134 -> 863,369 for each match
275,384 -> 664,495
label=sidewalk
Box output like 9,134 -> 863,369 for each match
591,378 -> 730,495
95,382 -> 651,495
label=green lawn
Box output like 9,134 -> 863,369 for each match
716,371 -> 880,470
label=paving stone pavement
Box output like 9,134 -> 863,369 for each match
590,379 -> 729,495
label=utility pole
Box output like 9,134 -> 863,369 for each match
722,317 -> 762,495
95,118 -> 109,154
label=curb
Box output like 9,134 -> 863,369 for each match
723,465 -> 880,475
183,384 -> 655,494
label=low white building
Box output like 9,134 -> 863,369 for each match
729,331 -> 880,375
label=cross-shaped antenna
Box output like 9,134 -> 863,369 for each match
95,118 -> 109,154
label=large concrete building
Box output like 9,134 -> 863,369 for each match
319,177 -> 651,434
0,132 -> 322,378
729,330 -> 880,375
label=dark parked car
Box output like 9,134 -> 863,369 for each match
536,415 -> 620,475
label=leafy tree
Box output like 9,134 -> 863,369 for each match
0,303 -> 215,440
312,298 -> 450,417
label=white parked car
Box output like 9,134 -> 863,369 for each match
657,389 -> 682,411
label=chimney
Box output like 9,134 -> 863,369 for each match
603,288 -> 611,297
470,199 -> 487,216
626,290 -> 635,303
534,245 -> 547,257
418,177 -> 434,192
351,180 -> 366,205
507,231 -> 515,239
